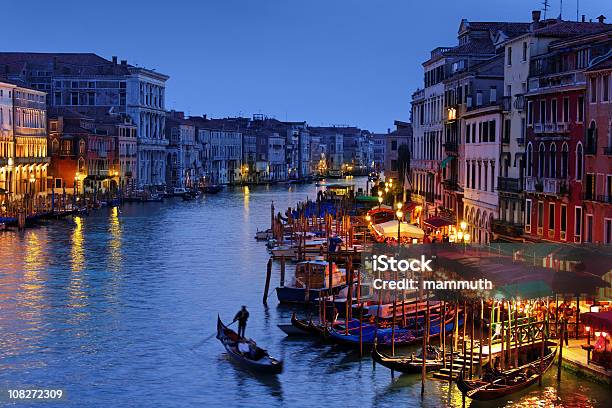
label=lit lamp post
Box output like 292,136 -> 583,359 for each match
29,173 -> 35,214
365,214 -> 371,246
74,172 -> 79,208
456,221 -> 471,252
396,202 -> 403,248
378,190 -> 383,209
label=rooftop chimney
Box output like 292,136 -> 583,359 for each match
120,60 -> 127,66
387,128 -> 390,134
582,15 -> 586,22
112,56 -> 117,64
597,15 -> 606,23
532,10 -> 541,22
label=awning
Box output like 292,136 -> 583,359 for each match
580,311 -> 612,331
441,156 -> 454,168
372,220 -> 425,240
424,216 -> 454,229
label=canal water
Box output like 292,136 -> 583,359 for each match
0,179 -> 609,407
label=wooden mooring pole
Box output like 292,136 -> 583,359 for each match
263,257 -> 272,305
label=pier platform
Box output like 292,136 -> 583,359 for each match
558,339 -> 612,386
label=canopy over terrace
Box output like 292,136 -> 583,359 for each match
581,311 -> 612,332
429,246 -> 610,300
372,220 -> 425,240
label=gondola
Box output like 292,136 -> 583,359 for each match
326,312 -> 460,348
216,316 -> 283,374
456,341 -> 557,401
371,342 -> 454,374
279,312 -> 360,337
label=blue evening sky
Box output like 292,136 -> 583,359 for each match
3,0 -> 609,131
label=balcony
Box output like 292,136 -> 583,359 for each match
525,176 -> 569,195
513,94 -> 525,111
497,177 -> 521,193
533,122 -> 571,134
443,140 -> 458,153
582,193 -> 612,204
528,70 -> 586,93
442,178 -> 459,191
517,137 -> 525,146
491,219 -> 524,238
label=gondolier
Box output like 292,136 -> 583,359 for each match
233,306 -> 250,337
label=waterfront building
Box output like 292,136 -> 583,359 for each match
197,121 -> 242,185
584,41 -> 611,244
283,121 -> 310,180
523,22 -> 610,243
383,120 -> 412,182
372,132 -> 387,172
460,55 -> 506,244
0,80 -> 50,209
0,53 -> 169,188
165,111 -> 198,188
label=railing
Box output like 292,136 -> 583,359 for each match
491,219 -> 524,237
525,176 -> 537,192
442,178 -> 459,191
528,71 -> 586,92
542,177 -> 569,195
443,141 -> 458,152
514,94 -> 525,111
497,177 -> 521,193
582,193 -> 612,203
533,122 -> 571,134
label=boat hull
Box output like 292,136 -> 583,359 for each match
275,285 -> 346,304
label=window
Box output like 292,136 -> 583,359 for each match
561,143 -> 569,177
538,143 -> 545,178
540,100 -> 546,124
527,101 -> 533,125
484,164 -> 488,191
466,123 -> 471,143
574,206 -> 583,242
490,86 -> 497,103
577,96 -> 584,122
586,215 -> 593,243
507,46 -> 512,65
551,99 -> 557,123
472,124 -> 476,143
537,201 -> 544,234
503,119 -> 511,142
51,139 -> 59,154
476,91 -> 483,106
585,173 -> 595,199
525,199 -> 532,233
549,143 -> 556,178
590,77 -> 597,103
576,143 -> 583,181
71,92 -> 78,105
522,41 -> 528,62
54,178 -> 62,189
391,140 -> 397,151
605,219 -> 612,245
527,143 -> 533,176
560,205 -> 567,239
603,75 -> 610,102
482,121 -> 489,142
489,120 -> 496,142
562,97 -> 569,123
548,202 -> 555,232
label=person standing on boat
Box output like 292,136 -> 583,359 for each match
233,306 -> 250,338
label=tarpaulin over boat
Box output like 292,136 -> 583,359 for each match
372,221 -> 425,239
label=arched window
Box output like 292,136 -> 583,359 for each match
561,142 -> 569,178
549,143 -> 557,178
538,143 -> 545,178
527,143 -> 533,177
78,157 -> 85,173
51,139 -> 59,154
576,142 -> 583,181
587,121 -> 597,154
79,139 -> 86,155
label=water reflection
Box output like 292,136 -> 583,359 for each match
0,180 -> 608,407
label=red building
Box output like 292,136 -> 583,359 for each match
584,50 -> 612,244
524,27 -> 610,243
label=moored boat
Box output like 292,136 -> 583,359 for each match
456,341 -> 557,401
275,260 -> 347,303
371,343 -> 453,374
216,316 -> 283,374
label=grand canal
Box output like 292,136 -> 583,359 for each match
0,180 -> 609,407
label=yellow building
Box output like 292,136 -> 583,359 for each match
0,80 -> 49,212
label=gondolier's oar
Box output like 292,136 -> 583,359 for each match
192,321 -> 237,350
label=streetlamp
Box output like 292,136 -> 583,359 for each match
29,173 -> 35,213
396,202 -> 403,248
456,220 -> 471,252
377,190 -> 383,209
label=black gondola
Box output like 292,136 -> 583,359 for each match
216,316 -> 283,374
456,341 -> 557,401
371,342 -> 453,374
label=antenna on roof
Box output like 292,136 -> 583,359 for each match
559,0 -> 563,19
576,0 -> 579,21
542,0 -> 550,19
